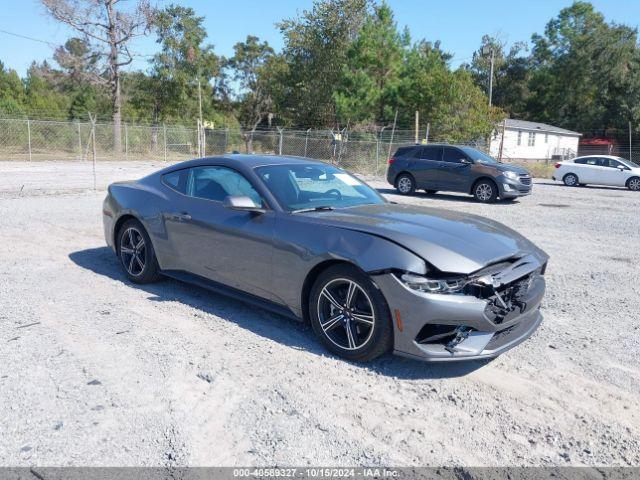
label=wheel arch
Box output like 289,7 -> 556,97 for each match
300,259 -> 359,323
113,213 -> 141,248
469,176 -> 498,194
394,171 -> 415,187
626,175 -> 640,188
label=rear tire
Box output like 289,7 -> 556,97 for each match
563,173 -> 579,187
309,264 -> 393,362
116,219 -> 161,284
627,177 -> 640,191
395,173 -> 415,195
472,179 -> 498,203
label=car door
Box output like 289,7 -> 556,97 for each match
573,157 -> 601,183
439,146 -> 473,192
163,165 -> 277,302
599,158 -> 629,186
408,145 -> 443,188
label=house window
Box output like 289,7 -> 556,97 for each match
528,132 -> 535,146
517,131 -> 522,146
545,133 -> 548,143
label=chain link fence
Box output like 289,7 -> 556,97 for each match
15,117 -> 607,194
0,117 -> 492,175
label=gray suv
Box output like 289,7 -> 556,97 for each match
387,144 -> 532,202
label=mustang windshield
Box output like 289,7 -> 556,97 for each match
255,164 -> 385,211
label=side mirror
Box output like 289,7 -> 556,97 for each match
223,195 -> 265,214
617,165 -> 626,171
460,158 -> 472,165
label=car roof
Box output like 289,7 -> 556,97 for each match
397,144 -> 478,149
573,155 -> 623,160
156,154 -> 329,174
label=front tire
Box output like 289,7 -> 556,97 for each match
473,179 -> 498,203
309,264 -> 393,362
627,177 -> 640,191
563,173 -> 579,187
116,219 -> 161,284
395,173 -> 416,195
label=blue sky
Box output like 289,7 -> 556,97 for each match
1,0 -> 639,77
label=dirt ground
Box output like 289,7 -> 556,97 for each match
0,160 -> 638,467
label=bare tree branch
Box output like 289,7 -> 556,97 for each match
41,0 -> 155,153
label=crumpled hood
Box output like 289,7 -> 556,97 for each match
300,203 -> 547,274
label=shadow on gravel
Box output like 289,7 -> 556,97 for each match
535,181 -> 631,194
69,247 -> 487,379
376,188 -> 520,205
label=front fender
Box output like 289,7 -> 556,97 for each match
271,216 -> 427,317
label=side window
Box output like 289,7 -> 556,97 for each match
442,147 -> 466,163
188,166 -> 262,205
162,169 -> 189,194
418,146 -> 442,161
601,158 -> 622,169
578,158 -> 600,166
394,147 -> 413,157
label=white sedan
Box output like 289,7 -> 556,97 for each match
553,155 -> 640,191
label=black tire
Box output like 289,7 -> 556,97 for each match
472,179 -> 498,203
395,173 -> 416,195
309,264 -> 393,362
563,173 -> 579,187
627,177 -> 640,191
424,189 -> 438,195
116,218 -> 162,284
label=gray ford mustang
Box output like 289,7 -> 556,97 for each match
103,154 -> 548,362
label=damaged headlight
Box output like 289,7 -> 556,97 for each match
400,273 -> 468,294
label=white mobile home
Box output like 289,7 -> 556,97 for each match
489,119 -> 581,161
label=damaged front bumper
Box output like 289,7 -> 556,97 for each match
373,255 -> 547,362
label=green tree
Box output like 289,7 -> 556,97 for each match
132,4 -> 222,124
333,2 -> 406,127
24,66 -> 69,119
228,35 -> 281,151
0,62 -> 26,116
527,1 -> 640,136
278,0 -> 370,127
468,35 -> 531,118
398,41 -> 502,142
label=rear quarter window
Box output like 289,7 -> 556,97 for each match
393,146 -> 416,157
162,169 -> 189,194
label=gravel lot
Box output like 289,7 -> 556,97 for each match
0,161 -> 639,467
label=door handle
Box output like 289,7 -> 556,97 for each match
168,212 -> 192,221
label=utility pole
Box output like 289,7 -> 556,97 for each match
387,109 -> 399,161
498,119 -> 506,162
629,121 -> 633,161
197,78 -> 204,157
425,122 -> 430,144
489,49 -> 494,107
414,110 -> 419,144
88,112 -> 97,190
482,45 -> 495,106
